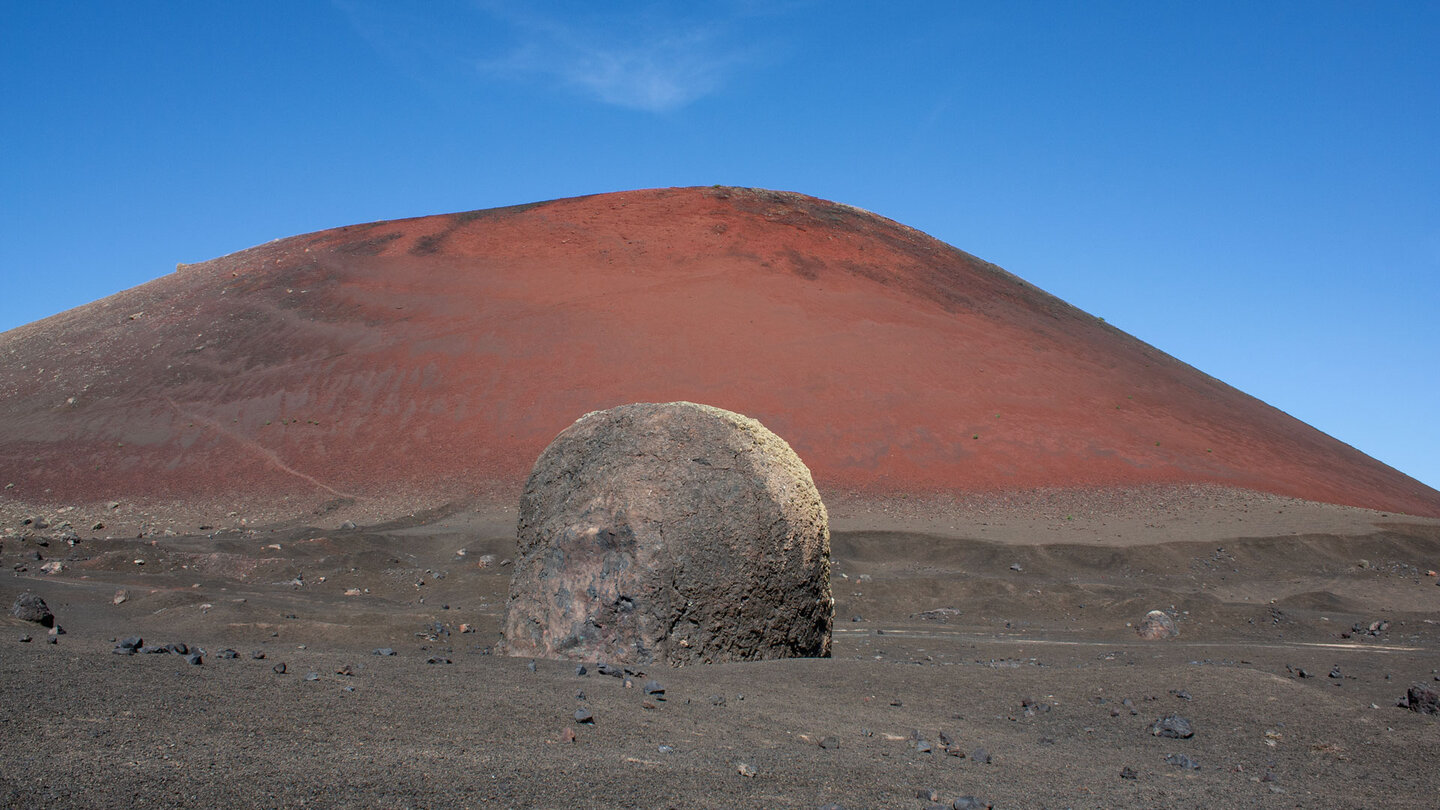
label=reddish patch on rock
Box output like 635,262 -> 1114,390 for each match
1,187 -> 1437,520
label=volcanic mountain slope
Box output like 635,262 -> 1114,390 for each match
2,186 -> 1437,521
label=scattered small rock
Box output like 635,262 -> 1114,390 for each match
1352,619 -> 1390,637
273,662 -> 288,674
643,679 -> 664,696
575,664 -> 588,676
1120,766 -> 1138,780
970,747 -> 991,764
251,650 -> 267,660
19,634 -> 32,643
305,672 -> 320,681
819,736 -> 840,750
737,762 -> 757,778
573,708 -> 594,724
186,653 -> 204,666
218,649 -> 239,659
372,648 -> 396,657
426,656 -> 452,665
1165,753 -> 1201,770
1149,715 -> 1194,739
560,727 -> 577,743
952,797 -> 991,810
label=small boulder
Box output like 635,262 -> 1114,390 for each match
1149,715 -> 1194,739
502,402 -> 832,666
1399,683 -> 1440,715
1136,610 -> 1178,640
11,593 -> 54,627
1165,752 -> 1201,770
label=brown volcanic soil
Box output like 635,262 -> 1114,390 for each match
1,186 -> 1437,526
4,497 -> 1440,808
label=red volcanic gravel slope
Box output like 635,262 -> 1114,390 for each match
2,186 -> 1438,519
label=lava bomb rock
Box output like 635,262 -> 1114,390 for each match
11,593 -> 54,627
501,402 -> 833,666
1136,609 -> 1178,640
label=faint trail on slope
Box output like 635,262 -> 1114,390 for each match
163,397 -> 357,499
833,627 -> 1426,653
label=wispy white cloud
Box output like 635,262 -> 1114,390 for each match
476,3 -> 767,112
334,0 -> 785,113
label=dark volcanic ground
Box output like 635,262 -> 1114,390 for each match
4,488 -> 1440,809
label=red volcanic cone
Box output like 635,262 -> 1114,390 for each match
2,187 -> 1437,520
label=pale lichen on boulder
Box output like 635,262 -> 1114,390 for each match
501,402 -> 832,666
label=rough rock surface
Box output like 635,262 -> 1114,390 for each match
501,401 -> 832,666
1136,609 -> 1178,640
11,593 -> 54,627
1400,683 -> 1440,715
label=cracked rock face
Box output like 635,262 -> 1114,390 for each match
501,402 -> 832,666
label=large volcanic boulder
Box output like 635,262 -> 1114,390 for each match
501,402 -> 832,666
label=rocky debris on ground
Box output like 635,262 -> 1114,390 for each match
1343,619 -> 1391,639
1120,766 -> 1138,779
1150,715 -> 1194,739
1398,683 -> 1439,715
910,608 -> 962,622
1021,697 -> 1051,716
11,593 -> 54,627
502,401 -> 832,666
1136,609 -> 1178,640
372,648 -> 396,656
951,797 -> 992,810
1165,752 -> 1201,769
573,708 -> 594,724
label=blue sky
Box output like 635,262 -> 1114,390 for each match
3,2 -> 1437,490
